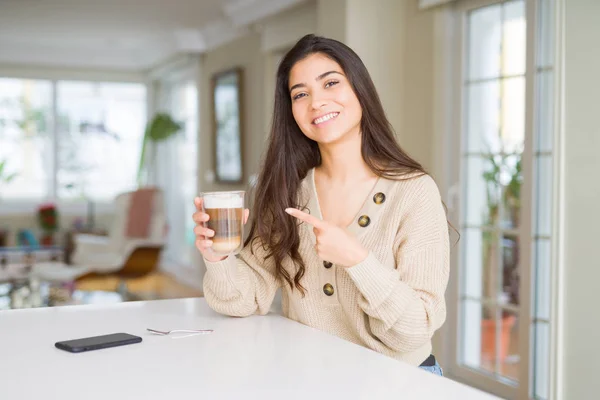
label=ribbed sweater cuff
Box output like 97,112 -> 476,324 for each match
346,252 -> 413,308
204,255 -> 239,286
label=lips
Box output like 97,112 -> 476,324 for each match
312,112 -> 339,125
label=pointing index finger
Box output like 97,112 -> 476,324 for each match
285,208 -> 325,229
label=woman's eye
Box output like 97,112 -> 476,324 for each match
292,92 -> 307,101
324,80 -> 339,89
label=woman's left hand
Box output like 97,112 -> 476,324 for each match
285,208 -> 369,267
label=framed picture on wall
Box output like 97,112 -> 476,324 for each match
211,67 -> 243,183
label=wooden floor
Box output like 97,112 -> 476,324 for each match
75,271 -> 203,300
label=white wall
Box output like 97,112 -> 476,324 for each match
316,0 -> 437,173
199,33 -> 266,194
261,1 -> 317,53
345,0 -> 406,144
316,0 -> 347,43
194,32 -> 266,282
262,2 -> 317,137
559,0 -> 600,397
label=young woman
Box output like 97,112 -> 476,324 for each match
193,34 -> 449,376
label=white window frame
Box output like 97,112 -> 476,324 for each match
438,0 -> 560,399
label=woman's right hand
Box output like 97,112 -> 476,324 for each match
192,197 -> 250,263
192,197 -> 226,263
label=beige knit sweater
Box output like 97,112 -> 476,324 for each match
203,169 -> 450,366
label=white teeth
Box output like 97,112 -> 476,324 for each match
313,112 -> 339,125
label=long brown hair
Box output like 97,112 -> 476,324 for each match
246,34 -> 427,294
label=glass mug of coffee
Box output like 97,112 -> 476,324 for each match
200,191 -> 245,256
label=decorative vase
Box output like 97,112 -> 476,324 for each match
40,233 -> 54,246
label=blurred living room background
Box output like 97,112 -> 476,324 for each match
0,0 -> 598,399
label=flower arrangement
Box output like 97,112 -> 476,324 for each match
37,203 -> 59,245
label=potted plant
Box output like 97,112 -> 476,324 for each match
480,149 -> 522,363
136,113 -> 182,186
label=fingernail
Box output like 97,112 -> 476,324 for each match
285,208 -> 293,214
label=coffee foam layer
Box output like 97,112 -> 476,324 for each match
203,195 -> 243,209
212,237 -> 242,253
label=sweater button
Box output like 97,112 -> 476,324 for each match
358,215 -> 371,227
373,192 -> 386,204
323,283 -> 334,296
323,261 -> 333,269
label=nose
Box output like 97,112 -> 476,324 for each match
311,96 -> 328,110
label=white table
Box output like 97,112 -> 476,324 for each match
0,298 -> 500,399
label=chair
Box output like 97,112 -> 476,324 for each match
71,188 -> 167,299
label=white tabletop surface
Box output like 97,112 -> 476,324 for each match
0,298 -> 500,399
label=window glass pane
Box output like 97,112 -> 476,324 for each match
535,155 -> 553,236
170,81 -> 198,266
534,238 -> 551,320
536,71 -> 554,152
537,0 -> 554,68
533,1 -> 554,396
462,300 -> 496,374
501,77 -> 525,153
180,82 -> 198,249
468,152 -> 521,230
56,81 -> 146,202
468,5 -> 502,80
467,81 -> 500,153
499,309 -> 520,381
534,322 -> 550,399
501,233 -> 520,307
464,155 -> 499,227
502,1 -> 526,76
500,152 -> 522,229
462,228 -> 494,299
0,78 -> 52,200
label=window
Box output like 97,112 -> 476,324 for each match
0,79 -> 53,200
172,80 -> 199,265
57,82 -> 146,201
531,1 -> 555,398
0,78 -> 146,205
152,74 -> 198,269
460,0 -> 526,381
446,1 -> 556,399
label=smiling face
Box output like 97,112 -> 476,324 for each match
288,53 -> 363,145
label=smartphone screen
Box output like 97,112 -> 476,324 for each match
55,333 -> 142,353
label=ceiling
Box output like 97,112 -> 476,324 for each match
0,0 -> 305,71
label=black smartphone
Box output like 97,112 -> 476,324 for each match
55,333 -> 142,353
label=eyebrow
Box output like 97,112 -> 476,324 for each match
289,70 -> 343,93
